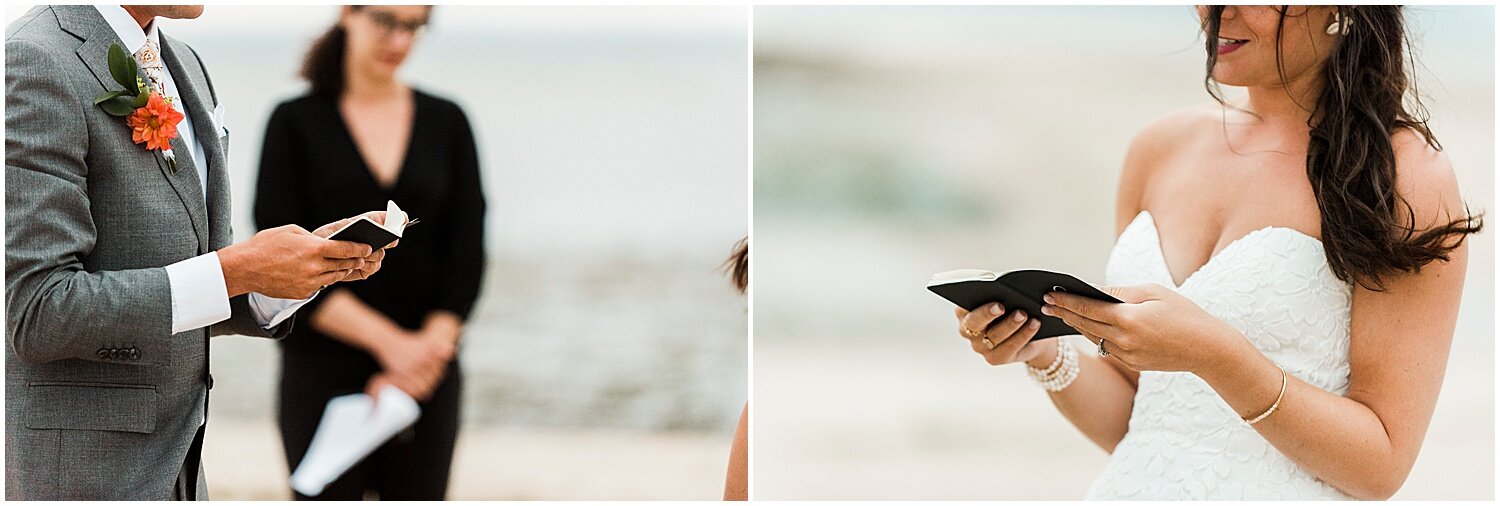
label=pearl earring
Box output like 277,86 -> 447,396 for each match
1325,12 -> 1352,35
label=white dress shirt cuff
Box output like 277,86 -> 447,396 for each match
248,291 -> 318,329
164,252 -> 232,334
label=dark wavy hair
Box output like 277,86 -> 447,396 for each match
1201,6 -> 1482,290
724,237 -> 748,294
299,6 -> 362,98
300,6 -> 434,97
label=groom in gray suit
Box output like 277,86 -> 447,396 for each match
6,5 -> 395,500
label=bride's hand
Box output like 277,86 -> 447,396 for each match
1040,283 -> 1243,373
954,302 -> 1048,366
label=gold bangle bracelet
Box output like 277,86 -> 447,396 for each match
1245,365 -> 1287,425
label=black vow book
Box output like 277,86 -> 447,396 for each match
326,200 -> 413,250
927,269 -> 1122,340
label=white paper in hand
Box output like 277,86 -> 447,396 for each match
289,385 -> 421,496
383,199 -> 408,236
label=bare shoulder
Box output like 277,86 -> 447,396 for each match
1115,103 -> 1224,232
1133,102 -> 1223,152
1390,128 -> 1467,230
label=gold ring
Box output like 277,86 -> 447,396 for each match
963,327 -> 980,338
982,337 -> 996,350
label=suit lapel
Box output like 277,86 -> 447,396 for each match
70,24 -> 117,93
163,129 -> 211,253
58,6 -> 211,253
160,35 -> 230,249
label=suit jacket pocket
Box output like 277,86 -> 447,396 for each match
24,382 -> 157,434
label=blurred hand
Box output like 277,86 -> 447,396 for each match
372,331 -> 455,401
418,311 -> 464,345
218,225 -> 371,299
954,302 -> 1054,367
365,372 -> 394,401
417,324 -> 461,345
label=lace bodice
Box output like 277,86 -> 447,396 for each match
1084,210 -> 1355,500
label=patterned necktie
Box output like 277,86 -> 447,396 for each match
133,38 -> 170,100
132,37 -> 184,171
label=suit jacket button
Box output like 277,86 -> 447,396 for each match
97,349 -> 111,360
129,349 -> 141,361
109,349 -> 121,360
206,374 -> 214,390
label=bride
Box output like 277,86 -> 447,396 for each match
952,6 -> 1482,500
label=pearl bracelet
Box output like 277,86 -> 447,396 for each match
1027,338 -> 1080,392
1031,337 -> 1068,376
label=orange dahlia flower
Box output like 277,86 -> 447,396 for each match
126,93 -> 184,151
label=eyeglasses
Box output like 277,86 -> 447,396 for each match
363,9 -> 429,39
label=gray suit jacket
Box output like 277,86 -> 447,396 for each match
5,5 -> 293,500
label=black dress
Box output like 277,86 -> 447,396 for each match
253,89 -> 486,500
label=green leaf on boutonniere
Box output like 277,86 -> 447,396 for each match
106,43 -> 139,93
132,90 -> 150,108
93,89 -> 125,105
98,95 -> 137,116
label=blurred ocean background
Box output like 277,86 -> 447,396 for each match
5,4 -> 748,500
753,5 -> 1494,500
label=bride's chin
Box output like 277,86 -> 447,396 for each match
1210,71 -> 1254,88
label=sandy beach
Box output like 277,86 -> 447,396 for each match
203,421 -> 733,500
202,259 -> 747,500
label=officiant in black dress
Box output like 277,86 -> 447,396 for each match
253,5 -> 485,500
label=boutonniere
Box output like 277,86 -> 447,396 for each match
92,42 -> 183,172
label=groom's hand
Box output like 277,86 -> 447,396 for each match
312,211 -> 398,283
218,225 -> 373,299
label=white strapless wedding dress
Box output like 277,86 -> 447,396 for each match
1084,210 -> 1356,500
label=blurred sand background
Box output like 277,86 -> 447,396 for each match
4,4 -> 748,500
752,6 -> 1494,500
